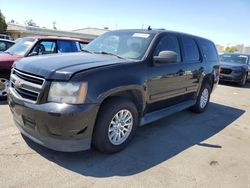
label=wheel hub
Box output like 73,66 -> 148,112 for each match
0,78 -> 9,97
108,109 -> 133,145
200,88 -> 209,109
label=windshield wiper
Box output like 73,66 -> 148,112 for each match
93,51 -> 124,59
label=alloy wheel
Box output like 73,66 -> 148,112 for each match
0,78 -> 9,97
108,109 -> 133,145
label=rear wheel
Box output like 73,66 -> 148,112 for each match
92,98 -> 138,153
0,78 -> 9,100
191,83 -> 211,113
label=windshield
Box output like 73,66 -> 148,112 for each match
6,38 -> 35,56
219,54 -> 248,64
84,31 -> 155,60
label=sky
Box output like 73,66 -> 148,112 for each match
1,0 -> 250,46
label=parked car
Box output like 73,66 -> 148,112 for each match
8,29 -> 220,153
0,34 -> 13,41
0,36 -> 88,98
0,39 -> 15,51
219,53 -> 250,86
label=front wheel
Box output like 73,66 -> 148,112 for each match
191,83 -> 211,113
238,73 -> 247,86
0,78 -> 10,100
92,98 -> 138,153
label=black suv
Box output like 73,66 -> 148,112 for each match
8,29 -> 220,153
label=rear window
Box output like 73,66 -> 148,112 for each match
57,40 -> 79,52
182,36 -> 200,62
199,39 -> 218,61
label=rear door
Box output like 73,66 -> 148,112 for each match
180,36 -> 204,100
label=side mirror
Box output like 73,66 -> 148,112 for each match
153,50 -> 177,65
28,52 -> 38,57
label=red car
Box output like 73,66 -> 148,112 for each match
0,36 -> 88,98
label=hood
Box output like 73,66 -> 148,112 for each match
0,52 -> 22,69
220,61 -> 247,68
14,52 -> 127,80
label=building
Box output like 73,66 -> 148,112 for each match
7,23 -> 108,42
216,43 -> 250,54
243,46 -> 250,54
73,27 -> 109,36
215,44 -> 224,53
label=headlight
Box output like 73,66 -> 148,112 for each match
48,82 -> 87,104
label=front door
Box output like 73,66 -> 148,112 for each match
146,34 -> 186,112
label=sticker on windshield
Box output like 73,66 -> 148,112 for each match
132,33 -> 150,38
24,41 -> 33,46
239,55 -> 247,58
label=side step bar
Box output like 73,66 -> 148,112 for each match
140,100 -> 196,126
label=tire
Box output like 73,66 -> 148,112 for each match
0,76 -> 10,100
92,97 -> 139,153
191,83 -> 211,113
238,73 -> 247,86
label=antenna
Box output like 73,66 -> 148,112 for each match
147,26 -> 152,30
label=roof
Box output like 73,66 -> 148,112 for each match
110,29 -> 213,42
21,36 -> 88,43
0,38 -> 15,43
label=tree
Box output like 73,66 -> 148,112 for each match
0,10 -> 7,33
224,46 -> 238,53
25,19 -> 38,27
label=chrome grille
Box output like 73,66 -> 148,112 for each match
220,68 -> 232,74
10,68 -> 45,103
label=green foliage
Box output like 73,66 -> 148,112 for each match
224,47 -> 238,53
25,19 -> 38,27
0,10 -> 7,33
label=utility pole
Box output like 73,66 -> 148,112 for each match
53,21 -> 57,29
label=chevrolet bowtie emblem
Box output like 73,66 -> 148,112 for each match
14,79 -> 23,89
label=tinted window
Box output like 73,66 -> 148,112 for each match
6,42 -> 14,49
199,39 -> 218,61
154,35 -> 181,62
182,36 -> 200,62
32,41 -> 56,55
57,40 -> 78,52
0,41 -> 7,51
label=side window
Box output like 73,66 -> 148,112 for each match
32,40 -> 56,55
79,42 -> 87,50
199,39 -> 218,62
57,40 -> 79,53
6,42 -> 14,49
182,36 -> 200,62
154,35 -> 181,62
0,41 -> 7,51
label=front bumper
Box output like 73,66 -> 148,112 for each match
220,72 -> 245,83
8,91 -> 99,152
